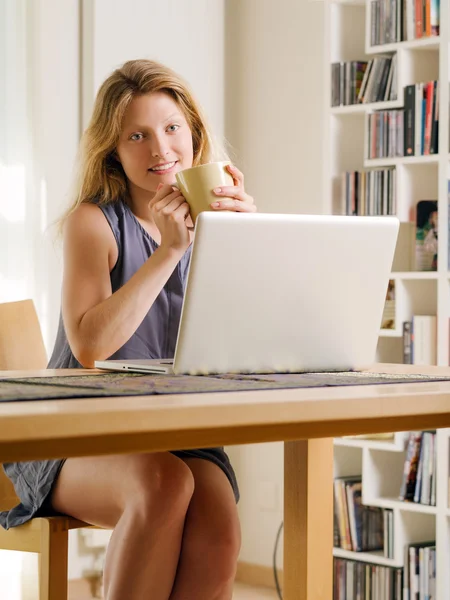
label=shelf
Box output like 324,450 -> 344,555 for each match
369,497 -> 437,514
331,100 -> 402,115
367,36 -> 440,54
379,328 -> 402,338
334,436 -> 404,451
331,0 -> 365,4
391,272 -> 439,279
364,155 -> 439,167
333,547 -> 400,567
329,2 -> 448,593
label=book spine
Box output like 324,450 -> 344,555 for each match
421,95 -> 426,154
430,433 -> 437,506
424,82 -> 433,155
403,321 -> 413,363
404,432 -> 423,501
425,0 -> 431,35
429,81 -> 437,153
415,83 -> 423,156
413,434 -> 424,502
415,0 -> 423,37
404,84 -> 415,156
430,0 -> 440,35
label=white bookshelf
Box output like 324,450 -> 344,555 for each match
334,431 -> 408,450
333,432 -> 450,597
334,547 -> 399,567
364,155 -> 440,166
325,0 -> 450,596
325,0 -> 450,363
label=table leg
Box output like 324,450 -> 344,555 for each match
284,438 -> 334,600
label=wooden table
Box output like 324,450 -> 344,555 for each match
1,363 -> 450,600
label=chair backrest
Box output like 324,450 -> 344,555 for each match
0,299 -> 48,370
0,470 -> 19,511
0,299 -> 48,509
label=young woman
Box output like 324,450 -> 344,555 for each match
1,59 -> 256,600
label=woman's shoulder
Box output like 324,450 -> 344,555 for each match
64,202 -> 118,251
63,202 -> 120,271
65,202 -> 109,231
65,200 -> 126,230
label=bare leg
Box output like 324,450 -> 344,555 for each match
169,458 -> 241,600
50,452 -> 194,600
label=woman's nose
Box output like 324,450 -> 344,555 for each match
150,137 -> 170,159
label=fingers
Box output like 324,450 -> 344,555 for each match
149,181 -> 191,223
162,197 -> 190,218
150,184 -> 181,209
213,185 -> 247,200
184,213 -> 195,232
210,197 -> 257,212
226,163 -> 244,187
151,187 -> 183,212
211,185 -> 256,212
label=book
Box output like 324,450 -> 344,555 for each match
403,321 -> 413,364
404,84 -> 415,155
333,476 -> 384,552
405,542 -> 436,600
412,316 -> 437,365
415,200 -> 438,271
400,431 -> 423,501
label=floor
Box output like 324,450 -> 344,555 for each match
69,580 -> 279,600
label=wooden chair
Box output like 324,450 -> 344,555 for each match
0,298 -> 48,370
0,299 -> 92,600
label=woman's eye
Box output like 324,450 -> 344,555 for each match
130,133 -> 144,141
167,124 -> 180,133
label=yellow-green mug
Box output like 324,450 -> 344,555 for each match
175,161 -> 234,224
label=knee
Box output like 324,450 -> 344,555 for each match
211,524 -> 241,588
196,512 -> 241,589
124,453 -> 195,523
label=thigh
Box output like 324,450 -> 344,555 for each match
50,452 -> 191,529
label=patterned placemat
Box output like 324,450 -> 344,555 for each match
1,370 -> 450,402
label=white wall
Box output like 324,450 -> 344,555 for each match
225,0 -> 327,216
26,0 -> 85,581
1,0 -> 82,591
0,0 -> 43,319
82,0 -> 225,138
26,0 -> 81,352
225,0 -> 327,569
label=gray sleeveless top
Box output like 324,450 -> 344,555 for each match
48,199 -> 192,367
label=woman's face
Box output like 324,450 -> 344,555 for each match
116,91 -> 194,195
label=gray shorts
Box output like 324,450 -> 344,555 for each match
0,448 -> 239,530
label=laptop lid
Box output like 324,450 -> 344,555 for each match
173,212 -> 399,375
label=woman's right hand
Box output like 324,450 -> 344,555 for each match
149,183 -> 192,253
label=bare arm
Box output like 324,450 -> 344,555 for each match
62,201 -> 187,367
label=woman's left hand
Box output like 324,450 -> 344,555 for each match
210,164 -> 257,212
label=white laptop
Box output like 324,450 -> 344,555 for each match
95,212 -> 399,376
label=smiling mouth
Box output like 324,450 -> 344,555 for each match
148,161 -> 178,172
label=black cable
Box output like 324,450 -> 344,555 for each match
273,520 -> 284,600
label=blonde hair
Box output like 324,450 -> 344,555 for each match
61,59 -> 227,226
